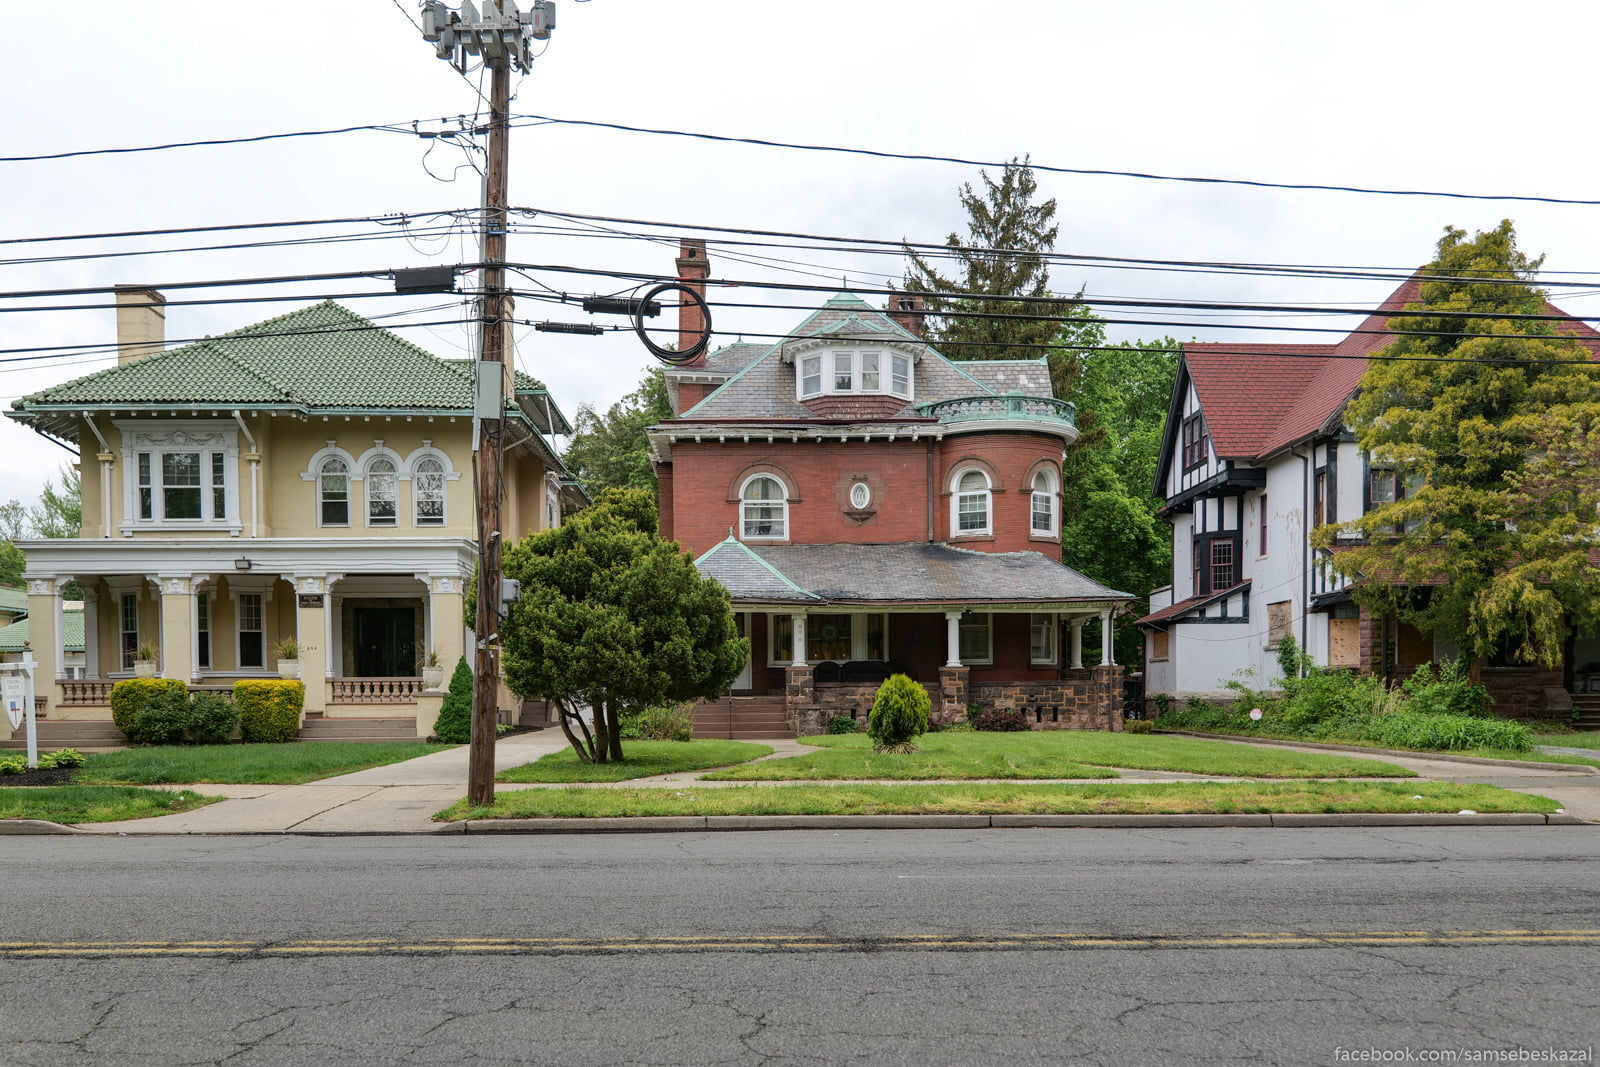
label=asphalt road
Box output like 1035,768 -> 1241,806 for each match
3,828 -> 1598,1066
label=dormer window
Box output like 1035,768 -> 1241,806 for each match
797,347 -> 914,402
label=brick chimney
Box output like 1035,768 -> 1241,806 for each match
674,237 -> 710,366
114,286 -> 166,364
887,291 -> 925,339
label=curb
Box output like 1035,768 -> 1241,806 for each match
1157,731 -> 1600,774
0,819 -> 88,835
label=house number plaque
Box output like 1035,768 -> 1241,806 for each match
297,594 -> 324,608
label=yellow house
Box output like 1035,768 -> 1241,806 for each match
6,289 -> 582,737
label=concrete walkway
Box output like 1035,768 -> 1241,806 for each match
14,732 -> 1600,834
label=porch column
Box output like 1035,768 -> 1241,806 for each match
158,576 -> 193,682
293,575 -> 332,715
425,575 -> 467,677
188,579 -> 201,682
790,613 -> 808,666
82,589 -> 99,679
1100,609 -> 1115,667
944,611 -> 962,667
1070,618 -> 1084,669
25,578 -> 60,713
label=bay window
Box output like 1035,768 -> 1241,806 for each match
796,347 -> 914,401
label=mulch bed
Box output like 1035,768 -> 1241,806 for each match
0,767 -> 79,787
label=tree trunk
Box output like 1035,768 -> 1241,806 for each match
605,703 -> 625,762
554,696 -> 597,764
1468,656 -> 1483,685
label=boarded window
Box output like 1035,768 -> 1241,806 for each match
1267,601 -> 1292,647
1150,630 -> 1170,662
1329,617 -> 1359,667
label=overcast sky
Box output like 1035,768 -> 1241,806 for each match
5,1 -> 1600,509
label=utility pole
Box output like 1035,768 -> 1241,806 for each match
421,0 -> 554,807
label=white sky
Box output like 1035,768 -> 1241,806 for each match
5,1 -> 1600,507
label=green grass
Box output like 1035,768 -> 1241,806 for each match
438,781 -> 1552,821
701,731 -> 1413,781
1167,725 -> 1600,771
1534,731 -> 1600,751
76,742 -> 454,785
0,785 -> 222,824
499,740 -> 773,783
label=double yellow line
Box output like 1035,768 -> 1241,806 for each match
4,930 -> 1599,958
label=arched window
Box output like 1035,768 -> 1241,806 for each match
414,456 -> 445,526
1031,468 -> 1057,535
741,475 -> 788,540
367,457 -> 397,526
953,469 -> 991,535
319,457 -> 350,526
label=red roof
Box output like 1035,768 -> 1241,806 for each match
1183,276 -> 1600,462
1134,581 -> 1251,627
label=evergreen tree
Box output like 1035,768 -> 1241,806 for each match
562,369 -> 672,495
1315,221 -> 1600,670
432,657 -> 474,743
902,157 -> 1100,364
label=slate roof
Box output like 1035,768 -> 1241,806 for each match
678,292 -> 996,422
0,610 -> 84,653
1176,276 -> 1600,468
954,359 -> 1052,396
695,538 -> 1132,606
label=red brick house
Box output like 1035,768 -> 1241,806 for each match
649,241 -> 1133,737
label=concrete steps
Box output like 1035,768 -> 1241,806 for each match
692,696 -> 792,740
297,717 -> 421,744
3,719 -> 127,751
1570,694 -> 1600,730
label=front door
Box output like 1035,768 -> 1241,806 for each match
732,612 -> 752,691
353,607 -> 416,677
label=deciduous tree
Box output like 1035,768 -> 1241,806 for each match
562,369 -> 672,495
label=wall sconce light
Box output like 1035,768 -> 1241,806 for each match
235,558 -> 252,571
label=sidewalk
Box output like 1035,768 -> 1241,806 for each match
14,733 -> 1600,835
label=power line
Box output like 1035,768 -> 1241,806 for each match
0,211 -> 466,247
510,115 -> 1600,207
0,122 -> 422,164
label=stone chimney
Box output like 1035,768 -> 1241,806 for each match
887,291 -> 925,339
674,237 -> 710,366
114,286 -> 166,364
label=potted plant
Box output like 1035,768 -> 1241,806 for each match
133,642 -> 159,678
273,636 -> 301,680
420,647 -> 444,689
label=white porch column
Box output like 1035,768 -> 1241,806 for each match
945,611 -> 963,667
1100,609 -> 1115,667
188,579 -> 202,682
1071,618 -> 1084,669
82,590 -> 99,679
53,583 -> 65,680
790,613 -> 808,666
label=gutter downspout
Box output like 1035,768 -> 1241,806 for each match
1291,439 -> 1311,673
233,411 -> 259,539
83,414 -> 113,540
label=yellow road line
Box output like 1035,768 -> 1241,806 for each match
4,930 -> 1600,959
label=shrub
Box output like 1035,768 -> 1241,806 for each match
186,692 -> 240,744
1400,659 -> 1491,718
1124,719 -> 1154,734
235,679 -> 305,743
628,704 -> 694,742
1356,710 -> 1533,752
0,755 -> 25,775
39,747 -> 85,769
109,678 -> 187,739
827,715 -> 861,735
432,657 -> 473,744
970,707 -> 1031,732
867,674 -> 931,752
125,689 -> 238,746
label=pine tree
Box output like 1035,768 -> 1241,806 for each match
432,657 -> 474,743
902,157 -> 1099,364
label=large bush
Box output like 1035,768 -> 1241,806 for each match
620,704 -> 693,742
970,707 -> 1031,732
234,679 -> 304,743
125,688 -> 238,746
867,674 -> 930,752
109,678 -> 187,739
1400,659 -> 1491,718
432,657 -> 473,743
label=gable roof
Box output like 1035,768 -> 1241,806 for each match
1156,275 -> 1600,492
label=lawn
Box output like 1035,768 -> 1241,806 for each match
438,781 -> 1551,821
75,742 -> 454,785
700,731 -> 1413,781
0,785 -> 221,824
1534,731 -> 1600,752
1169,725 -> 1600,771
499,740 -> 774,783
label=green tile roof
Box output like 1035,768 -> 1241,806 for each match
0,588 -> 26,615
0,610 -> 84,653
14,301 -> 523,414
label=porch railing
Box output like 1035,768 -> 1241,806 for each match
59,680 -> 114,706
330,677 -> 424,705
914,393 -> 1076,429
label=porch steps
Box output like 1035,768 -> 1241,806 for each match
297,717 -> 421,744
692,696 -> 792,741
1570,695 -> 1600,730
3,719 -> 127,752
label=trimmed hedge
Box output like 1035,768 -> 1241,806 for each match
109,678 -> 187,739
234,679 -> 305,743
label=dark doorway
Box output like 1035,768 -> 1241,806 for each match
353,606 -> 416,677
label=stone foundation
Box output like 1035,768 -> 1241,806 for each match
970,665 -> 1125,731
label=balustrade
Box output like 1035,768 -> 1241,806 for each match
329,677 -> 423,704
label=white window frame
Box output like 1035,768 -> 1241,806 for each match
740,474 -> 788,541
318,457 -> 351,527
1030,613 -> 1057,665
119,592 -> 139,671
952,468 -> 992,537
1031,468 -> 1057,536
365,455 -> 399,528
115,421 -> 241,535
959,612 -> 993,665
795,345 -> 915,401
197,591 -> 211,670
413,456 -> 447,527
237,592 -> 265,671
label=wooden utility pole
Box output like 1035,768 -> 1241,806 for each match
419,0 -> 555,808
